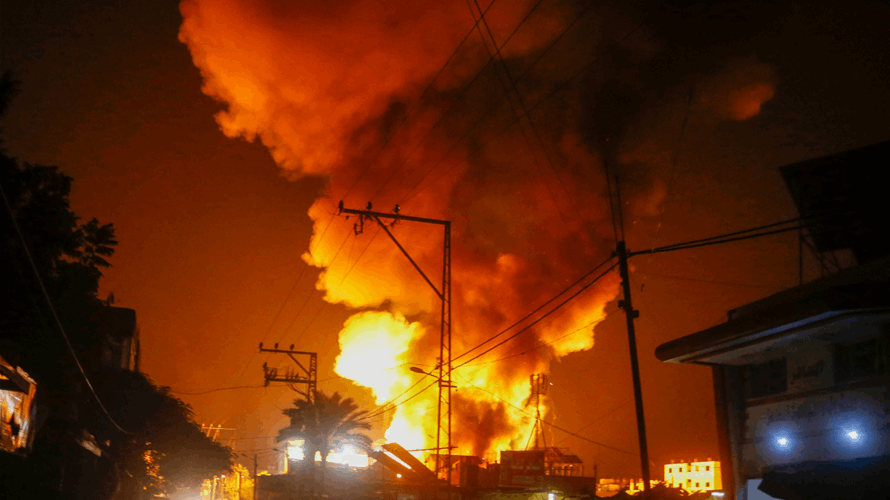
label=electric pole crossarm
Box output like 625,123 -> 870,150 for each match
372,215 -> 443,299
339,206 -> 449,226
259,347 -> 316,356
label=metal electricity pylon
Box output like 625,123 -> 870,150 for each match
338,201 -> 453,488
526,373 -> 548,450
259,343 -> 318,403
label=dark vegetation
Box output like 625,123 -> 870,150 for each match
0,72 -> 232,499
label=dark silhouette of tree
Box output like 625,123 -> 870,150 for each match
277,391 -> 372,487
1,78 -> 231,499
1,74 -> 123,499
91,371 -> 233,499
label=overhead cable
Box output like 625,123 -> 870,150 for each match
458,375 -> 638,456
0,179 -> 130,434
453,261 -> 619,371
453,255 -> 616,364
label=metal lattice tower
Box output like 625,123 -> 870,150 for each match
338,202 -> 453,487
526,373 -> 548,450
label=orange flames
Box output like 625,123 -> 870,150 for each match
179,0 -> 775,461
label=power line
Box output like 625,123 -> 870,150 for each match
171,385 -> 266,396
635,270 -> 786,290
553,399 -> 635,446
471,0 -> 587,224
234,212 -> 341,381
456,375 -> 638,456
453,262 -> 619,371
401,13 -> 652,205
398,0 -> 607,206
0,179 -> 130,434
631,221 -> 804,256
453,255 -> 615,364
341,0 -> 502,203
270,221 -> 355,349
464,308 -> 621,370
367,0 -> 553,204
286,225 -> 381,347
361,377 -> 438,421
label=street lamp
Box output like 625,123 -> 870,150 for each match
409,366 -> 432,376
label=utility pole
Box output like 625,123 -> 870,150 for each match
258,345 -> 317,403
253,453 -> 258,500
616,241 -> 651,491
338,202 -> 453,493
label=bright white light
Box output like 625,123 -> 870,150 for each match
711,493 -> 725,498
341,445 -> 356,455
847,430 -> 859,441
396,473 -> 402,478
287,440 -> 306,461
777,437 -> 788,447
548,493 -> 556,500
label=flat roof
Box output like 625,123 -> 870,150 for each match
655,257 -> 890,365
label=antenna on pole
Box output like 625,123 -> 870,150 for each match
526,373 -> 549,450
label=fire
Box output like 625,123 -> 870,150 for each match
180,0 -> 777,462
335,311 -> 422,403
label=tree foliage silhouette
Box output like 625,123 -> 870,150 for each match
1,77 -> 231,500
277,391 -> 372,486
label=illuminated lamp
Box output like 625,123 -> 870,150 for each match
761,421 -> 802,460
827,410 -> 880,458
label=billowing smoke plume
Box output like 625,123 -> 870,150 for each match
179,0 -> 775,458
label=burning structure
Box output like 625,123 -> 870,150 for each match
179,0 -> 778,469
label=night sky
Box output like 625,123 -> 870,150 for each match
3,0 -> 889,479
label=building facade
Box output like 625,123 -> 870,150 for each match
655,142 -> 890,500
664,460 -> 722,492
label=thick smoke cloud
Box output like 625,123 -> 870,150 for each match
179,0 -> 775,457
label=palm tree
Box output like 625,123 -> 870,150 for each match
276,391 -> 372,487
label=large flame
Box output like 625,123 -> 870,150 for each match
180,0 -> 775,460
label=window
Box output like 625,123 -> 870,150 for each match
679,467 -> 683,472
668,468 -> 672,473
744,358 -> 787,398
687,479 -> 692,485
835,338 -> 886,382
695,466 -> 700,471
706,466 -> 710,471
706,482 -> 711,487
695,482 -> 700,488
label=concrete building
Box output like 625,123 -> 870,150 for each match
655,142 -> 890,500
664,460 -> 721,492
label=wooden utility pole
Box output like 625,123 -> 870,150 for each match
616,241 -> 651,491
253,453 -> 258,500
